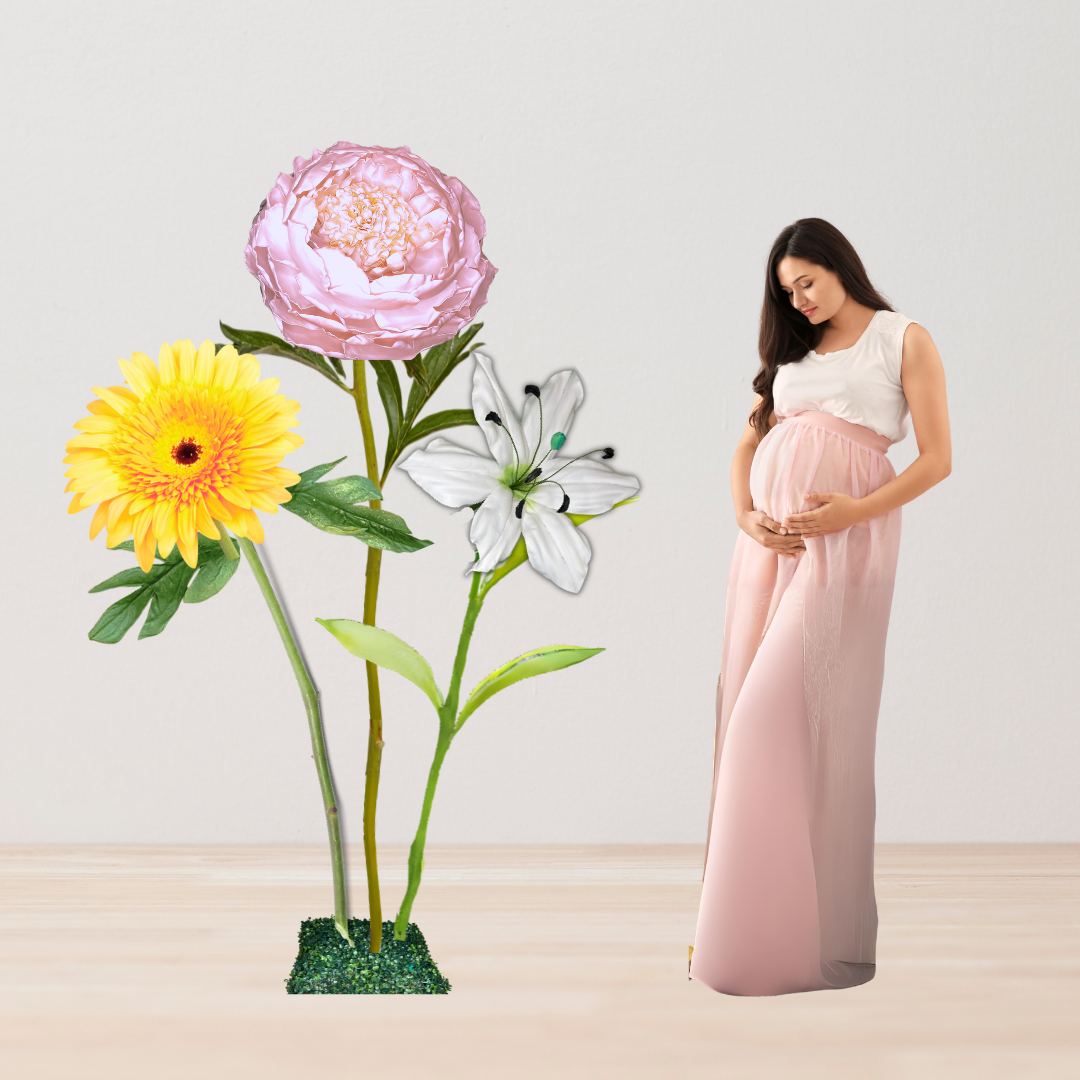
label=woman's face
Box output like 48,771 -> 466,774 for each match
775,256 -> 846,324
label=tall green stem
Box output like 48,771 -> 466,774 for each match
353,359 -> 386,952
394,568 -> 486,939
238,536 -> 353,946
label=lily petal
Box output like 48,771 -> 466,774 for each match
520,499 -> 592,593
470,484 -> 522,572
398,438 -> 501,507
471,353 -> 527,470
521,369 -> 584,460
536,457 -> 641,515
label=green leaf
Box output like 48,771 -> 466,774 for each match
88,585 -> 157,644
89,563 -> 170,592
388,325 -> 484,470
283,460 -> 430,552
88,535 -> 240,643
219,322 -> 347,388
184,538 -> 241,603
139,559 -> 197,638
369,357 -> 404,454
399,408 -> 478,453
456,645 -> 605,728
317,619 -> 443,710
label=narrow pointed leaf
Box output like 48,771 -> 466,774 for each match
139,561 -> 196,638
316,475 -> 383,505
295,457 -> 350,486
88,586 -> 156,644
370,356 -> 403,451
219,323 -> 347,388
399,408 -> 478,453
317,618 -> 443,709
89,563 -> 170,592
456,645 -> 605,727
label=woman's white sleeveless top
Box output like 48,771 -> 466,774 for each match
772,309 -> 917,445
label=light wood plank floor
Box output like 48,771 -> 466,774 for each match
1,844 -> 1077,1079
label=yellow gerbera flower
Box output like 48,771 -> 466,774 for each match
65,339 -> 304,573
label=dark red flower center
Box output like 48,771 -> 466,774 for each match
171,438 -> 202,466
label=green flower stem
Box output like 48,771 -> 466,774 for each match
213,520 -> 239,561
353,358 -> 386,953
237,536 -> 353,947
394,566 -> 486,940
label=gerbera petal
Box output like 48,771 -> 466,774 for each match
194,501 -> 221,538
520,500 -> 592,593
536,457 -> 640,515
134,525 -> 157,573
93,385 -> 138,414
398,437 -> 501,507
157,342 -> 178,384
118,353 -> 159,396
212,346 -> 239,390
86,399 -> 118,418
174,339 -> 196,383
471,352 -> 527,469
521,369 -> 584,460
241,508 -> 265,543
88,501 -> 110,538
193,340 -> 216,387
469,484 -> 522,571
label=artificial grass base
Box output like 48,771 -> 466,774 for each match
285,917 -> 451,994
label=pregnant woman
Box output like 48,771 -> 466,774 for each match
690,218 -> 951,996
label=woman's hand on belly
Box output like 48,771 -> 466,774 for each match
780,492 -> 861,537
738,509 -> 807,558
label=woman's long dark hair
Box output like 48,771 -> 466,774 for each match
750,218 -> 894,437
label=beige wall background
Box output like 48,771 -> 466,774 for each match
2,0 -> 1076,844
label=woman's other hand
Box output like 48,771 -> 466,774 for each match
738,508 -> 807,557
780,492 -> 861,537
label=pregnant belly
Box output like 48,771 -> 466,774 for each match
749,417 -> 896,525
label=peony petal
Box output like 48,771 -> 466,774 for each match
520,500 -> 592,593
521,369 -> 584,460
471,353 -> 527,470
469,484 -> 522,572
398,437 -> 500,507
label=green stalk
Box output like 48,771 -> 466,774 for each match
237,536 -> 353,946
353,359 -> 386,952
394,567 -> 486,940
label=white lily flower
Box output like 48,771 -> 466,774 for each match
398,353 -> 639,593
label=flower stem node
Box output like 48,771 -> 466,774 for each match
397,354 -> 640,593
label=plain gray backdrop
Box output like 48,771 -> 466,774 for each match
2,0 -> 1076,844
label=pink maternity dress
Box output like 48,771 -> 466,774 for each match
691,309 -> 917,996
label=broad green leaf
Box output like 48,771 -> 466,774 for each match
139,560 -> 196,638
456,645 -> 605,727
317,619 -> 443,710
316,475 -> 383,505
399,408 -> 478,453
88,535 -> 240,643
184,540 -> 240,603
219,322 -> 347,388
283,460 -> 429,552
295,457 -> 350,486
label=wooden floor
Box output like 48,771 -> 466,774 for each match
1,844 -> 1077,1079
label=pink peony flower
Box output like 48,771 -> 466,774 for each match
245,143 -> 497,362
